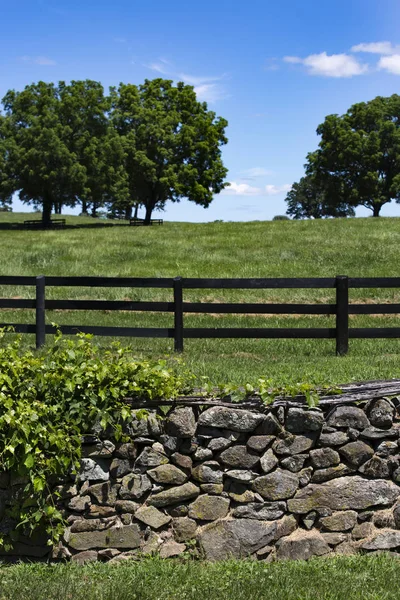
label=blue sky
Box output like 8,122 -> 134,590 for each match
1,0 -> 400,220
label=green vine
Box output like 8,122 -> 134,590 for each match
0,330 -> 191,550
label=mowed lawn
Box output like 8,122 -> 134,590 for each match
1,554 -> 400,600
0,213 -> 399,386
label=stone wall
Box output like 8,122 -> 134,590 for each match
3,396 -> 400,563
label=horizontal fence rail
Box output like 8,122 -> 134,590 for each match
0,275 -> 399,354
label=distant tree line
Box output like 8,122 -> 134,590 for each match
0,79 -> 228,224
285,94 -> 400,218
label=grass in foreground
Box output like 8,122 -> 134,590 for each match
0,555 -> 400,600
0,214 -> 399,385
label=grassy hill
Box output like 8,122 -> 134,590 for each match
0,212 -> 399,386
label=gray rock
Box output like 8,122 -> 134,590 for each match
372,509 -> 395,529
260,448 -> 279,473
319,510 -> 358,532
352,522 -> 375,540
147,464 -> 188,485
288,476 -> 400,514
69,524 -> 142,550
98,548 -> 121,560
188,495 -> 230,521
286,408 -> 324,433
135,506 -> 172,529
321,533 -> 348,546
158,435 -> 178,454
88,505 -> 117,518
81,440 -> 115,458
193,447 -> 214,461
159,540 -> 186,558
310,448 -> 340,469
273,434 -> 316,456
327,406 -> 370,430
247,435 -> 275,452
134,448 -> 169,472
87,482 -> 119,506
232,501 -> 286,521
376,441 -> 398,457
219,446 -> 259,469
302,511 -> 318,530
54,483 -> 78,499
393,504 -> 400,528
361,530 -> 400,550
166,407 -> 196,438
67,495 -> 91,512
311,464 -> 354,484
319,430 -> 350,446
115,500 -> 139,514
76,458 -> 110,482
225,470 -> 256,483
252,469 -> 299,501
71,550 -> 98,564
119,474 -> 152,500
148,482 -> 200,508
124,410 -> 161,438
368,399 -> 394,429
276,531 -> 331,561
192,461 -> 224,484
360,427 -> 399,440
171,453 -> 193,470
198,407 -> 265,432
167,505 -> 189,517
110,458 -> 135,479
254,413 -> 283,435
280,455 -> 307,473
298,467 -> 313,487
115,443 -> 138,460
226,519 -> 278,555
172,517 -> 197,542
200,483 -> 224,495
197,427 -> 241,442
359,456 -> 390,478
70,517 -> 119,533
228,484 -> 255,503
339,441 -> 374,467
208,437 -> 232,451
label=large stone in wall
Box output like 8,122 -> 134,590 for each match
232,502 -> 286,521
361,530 -> 400,551
327,406 -> 370,430
286,408 -> 324,433
368,399 -> 394,430
124,410 -> 161,438
119,474 -> 152,500
338,441 -> 374,467
134,506 -> 172,529
273,434 -> 316,456
147,464 -> 188,485
76,459 -> 110,482
188,495 -> 230,521
69,524 -> 141,551
148,482 -> 200,508
276,530 -> 331,561
219,446 -> 259,469
165,407 -> 196,438
288,476 -> 400,514
252,469 -> 299,501
191,461 -> 223,484
198,407 -> 265,433
319,510 -> 358,532
134,447 -> 169,471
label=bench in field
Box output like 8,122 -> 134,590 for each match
23,219 -> 66,229
129,218 -> 163,226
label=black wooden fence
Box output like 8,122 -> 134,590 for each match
0,275 -> 399,354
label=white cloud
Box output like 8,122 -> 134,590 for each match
284,52 -> 367,77
378,54 -> 400,75
241,167 -> 273,178
264,184 -> 292,195
351,41 -> 400,55
20,55 -> 56,66
222,182 -> 292,196
145,59 -> 227,103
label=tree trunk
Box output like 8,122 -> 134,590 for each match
91,203 -> 98,218
144,203 -> 153,225
42,193 -> 52,226
124,205 -> 133,220
82,200 -> 87,214
133,204 -> 139,219
372,204 -> 381,217
54,203 -> 62,214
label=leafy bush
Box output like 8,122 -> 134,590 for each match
0,330 -> 192,548
272,215 -> 290,221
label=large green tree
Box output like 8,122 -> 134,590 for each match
0,115 -> 13,210
111,79 -> 228,224
310,94 -> 400,217
285,175 -> 355,219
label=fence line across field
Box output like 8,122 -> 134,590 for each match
0,275 -> 399,354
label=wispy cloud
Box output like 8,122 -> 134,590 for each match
351,41 -> 400,55
20,55 -> 56,66
240,167 -> 273,178
222,182 -> 291,196
283,52 -> 367,77
378,54 -> 400,75
145,59 -> 228,103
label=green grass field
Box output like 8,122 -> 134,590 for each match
0,212 -> 399,386
0,554 -> 400,600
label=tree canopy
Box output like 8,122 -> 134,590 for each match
307,94 -> 400,217
0,78 -> 228,224
285,175 -> 355,219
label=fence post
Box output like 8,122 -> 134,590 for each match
173,276 -> 184,352
36,275 -> 46,349
335,275 -> 349,356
